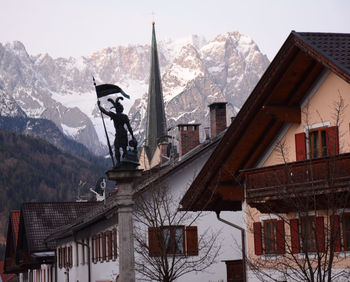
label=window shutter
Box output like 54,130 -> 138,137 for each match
99,234 -> 103,262
326,126 -> 339,155
276,220 -> 285,254
102,232 -> 106,261
108,231 -> 112,260
113,228 -> 117,260
253,222 -> 263,255
92,236 -> 96,263
69,245 -> 73,268
316,217 -> 325,252
58,248 -> 62,268
95,235 -> 99,262
331,215 -> 341,252
295,132 -> 306,161
290,219 -> 300,254
186,226 -> 199,256
63,247 -> 66,268
148,227 -> 161,257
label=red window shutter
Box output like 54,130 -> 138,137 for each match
58,248 -> 62,268
108,231 -> 112,260
290,219 -> 300,254
331,215 -> 341,252
276,220 -> 285,254
113,228 -> 118,260
295,132 -> 306,161
326,126 -> 339,155
186,226 -> 199,256
69,246 -> 72,268
92,236 -> 95,263
95,235 -> 99,262
67,246 -> 70,268
63,247 -> 67,268
99,234 -> 103,261
316,216 -> 325,252
148,227 -> 161,257
253,222 -> 263,255
102,232 -> 106,261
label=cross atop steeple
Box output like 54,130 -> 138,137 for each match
144,22 -> 167,161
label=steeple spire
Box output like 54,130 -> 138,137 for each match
145,22 -> 167,160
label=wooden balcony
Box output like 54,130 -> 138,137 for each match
245,153 -> 350,213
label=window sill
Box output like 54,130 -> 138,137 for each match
261,254 -> 282,260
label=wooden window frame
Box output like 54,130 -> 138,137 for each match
263,220 -> 277,254
148,225 -> 198,257
108,230 -> 113,261
161,226 -> 185,255
102,232 -> 107,261
113,228 -> 118,260
300,216 -> 317,252
309,128 -> 327,159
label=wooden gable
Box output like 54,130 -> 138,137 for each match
180,32 -> 350,212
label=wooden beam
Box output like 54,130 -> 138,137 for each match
262,105 -> 301,123
214,184 -> 244,202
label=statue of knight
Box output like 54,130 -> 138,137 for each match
98,97 -> 138,168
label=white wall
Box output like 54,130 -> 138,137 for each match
135,148 -> 243,282
57,226 -> 120,282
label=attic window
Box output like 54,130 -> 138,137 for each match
309,128 -> 327,158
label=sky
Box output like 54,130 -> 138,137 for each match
1,0 -> 349,61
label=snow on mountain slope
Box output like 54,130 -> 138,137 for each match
0,31 -> 269,153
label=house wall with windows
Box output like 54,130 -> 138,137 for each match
55,223 -> 119,282
135,145 -> 243,282
263,71 -> 350,167
246,70 -> 350,280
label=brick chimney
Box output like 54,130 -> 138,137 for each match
178,124 -> 200,157
209,102 -> 227,138
159,142 -> 169,164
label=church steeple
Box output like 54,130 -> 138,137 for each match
145,22 -> 167,160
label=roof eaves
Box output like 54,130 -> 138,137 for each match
292,31 -> 350,84
180,31 -> 299,210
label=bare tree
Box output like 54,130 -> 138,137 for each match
133,183 -> 221,282
246,95 -> 350,281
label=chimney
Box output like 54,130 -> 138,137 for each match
209,102 -> 227,138
159,142 -> 169,164
177,124 -> 200,157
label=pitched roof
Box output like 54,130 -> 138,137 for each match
180,31 -> 350,211
294,32 -> 350,75
145,22 -> 167,160
19,202 -> 100,253
49,132 -> 222,241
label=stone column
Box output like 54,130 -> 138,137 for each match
107,169 -> 142,282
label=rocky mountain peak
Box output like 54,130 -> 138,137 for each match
0,30 -> 269,154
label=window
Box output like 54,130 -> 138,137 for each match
309,128 -> 327,158
295,126 -> 339,161
162,226 -> 185,254
263,220 -> 277,254
300,216 -> 317,252
91,229 -> 117,263
254,220 -> 285,255
289,217 -> 325,254
148,226 -> 198,257
57,245 -> 72,268
342,213 -> 350,251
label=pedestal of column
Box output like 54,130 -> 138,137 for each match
107,169 -> 142,282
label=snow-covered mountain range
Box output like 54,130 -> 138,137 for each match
0,31 -> 269,155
